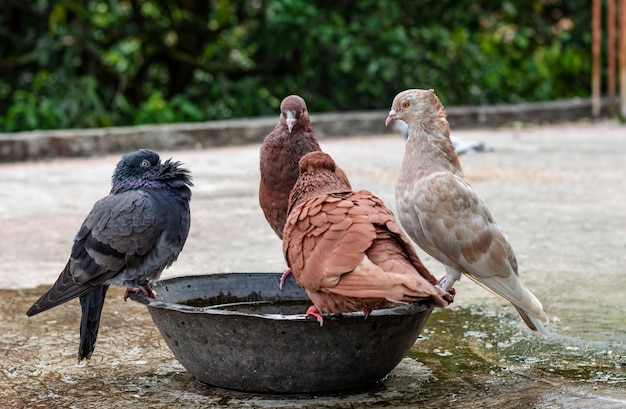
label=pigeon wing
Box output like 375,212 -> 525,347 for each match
284,191 -> 445,307
408,172 -> 514,278
27,189 -> 174,315
413,172 -> 548,329
284,194 -> 374,291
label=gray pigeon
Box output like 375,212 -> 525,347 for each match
26,149 -> 193,361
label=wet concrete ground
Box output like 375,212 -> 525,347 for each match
1,120 -> 625,408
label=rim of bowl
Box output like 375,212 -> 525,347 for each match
128,273 -> 434,322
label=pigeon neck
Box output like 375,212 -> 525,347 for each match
404,116 -> 463,176
288,173 -> 350,213
111,178 -> 156,194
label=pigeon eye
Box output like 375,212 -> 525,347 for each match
140,159 -> 151,168
401,101 -> 410,109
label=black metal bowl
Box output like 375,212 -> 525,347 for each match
130,272 -> 433,394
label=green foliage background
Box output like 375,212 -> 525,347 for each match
0,0 -> 591,132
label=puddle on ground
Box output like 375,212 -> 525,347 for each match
412,306 -> 626,386
2,287 -> 626,408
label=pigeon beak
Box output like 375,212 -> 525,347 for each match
385,110 -> 397,126
285,111 -> 296,133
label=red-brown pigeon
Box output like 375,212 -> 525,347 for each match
385,88 -> 548,334
282,151 -> 451,325
259,95 -> 350,239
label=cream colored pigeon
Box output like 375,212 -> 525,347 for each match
385,89 -> 548,334
282,151 -> 451,325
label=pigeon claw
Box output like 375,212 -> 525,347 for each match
443,287 -> 456,305
279,268 -> 292,291
363,307 -> 373,320
306,305 -> 324,327
124,284 -> 156,301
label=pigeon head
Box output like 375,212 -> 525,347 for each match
111,149 -> 193,194
385,89 -> 444,127
298,151 -> 337,174
280,95 -> 309,134
112,149 -> 161,185
113,149 -> 161,181
288,151 -> 351,212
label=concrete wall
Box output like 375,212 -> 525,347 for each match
0,97 -> 617,162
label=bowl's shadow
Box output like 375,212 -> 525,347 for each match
130,272 -> 433,394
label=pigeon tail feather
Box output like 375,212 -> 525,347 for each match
515,306 -> 548,336
464,273 -> 548,334
26,262 -> 94,316
78,285 -> 109,362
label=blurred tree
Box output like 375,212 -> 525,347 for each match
0,0 -> 592,131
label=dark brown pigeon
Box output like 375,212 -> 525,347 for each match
26,149 -> 193,361
259,94 -> 351,239
282,151 -> 451,325
385,89 -> 548,334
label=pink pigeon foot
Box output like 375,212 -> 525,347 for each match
124,284 -> 155,301
279,268 -> 292,291
306,305 -> 324,326
442,287 -> 456,304
436,273 -> 457,305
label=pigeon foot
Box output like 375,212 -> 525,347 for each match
124,284 -> 155,301
442,287 -> 456,304
437,269 -> 461,293
279,268 -> 292,291
306,305 -> 324,327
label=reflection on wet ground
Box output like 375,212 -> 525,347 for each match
2,286 -> 624,408
419,307 -> 625,385
411,307 -> 626,408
